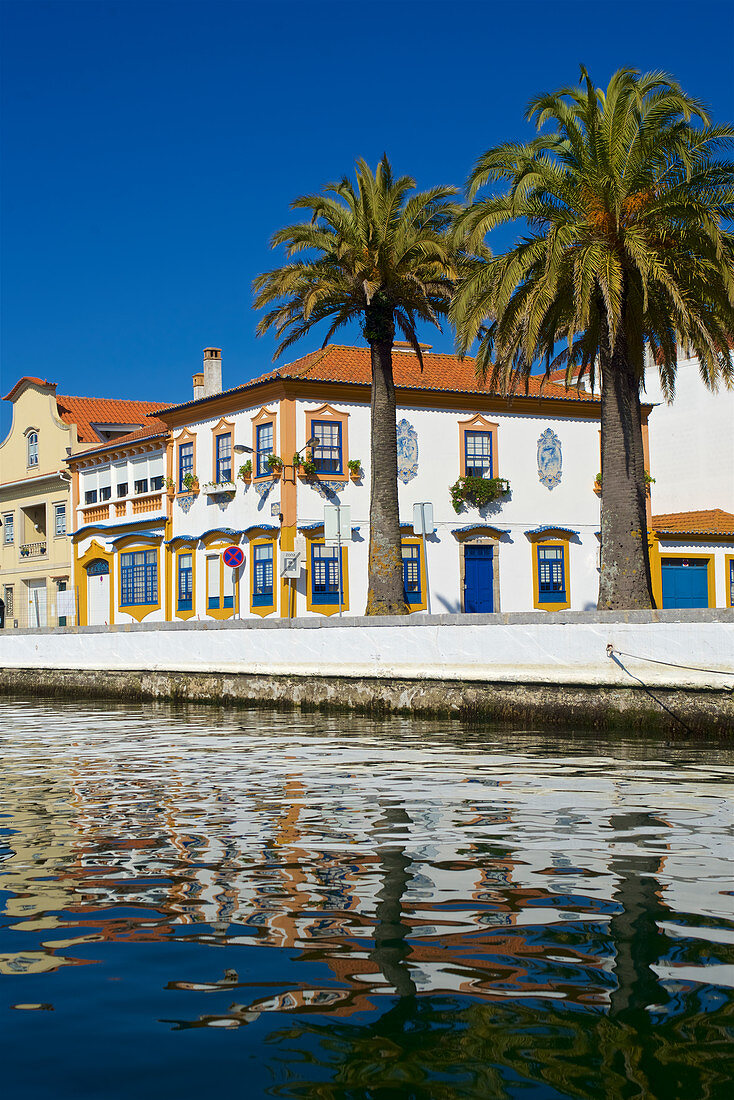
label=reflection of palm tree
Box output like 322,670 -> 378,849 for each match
370,805 -> 417,1002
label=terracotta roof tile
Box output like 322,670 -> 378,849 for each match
55,394 -> 171,443
652,509 -> 734,537
157,344 -> 600,416
3,376 -> 56,402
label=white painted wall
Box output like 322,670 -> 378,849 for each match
1,616 -> 731,691
645,353 -> 734,514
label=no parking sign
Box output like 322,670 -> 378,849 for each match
222,545 -> 244,569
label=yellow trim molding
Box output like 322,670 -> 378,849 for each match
305,403 -> 350,482
458,414 -> 499,479
400,537 -> 427,613
116,538 -> 163,622
174,547 -> 196,620
531,538 -> 572,612
305,537 -> 349,616
657,551 -> 715,609
76,540 -> 114,626
249,535 -> 277,618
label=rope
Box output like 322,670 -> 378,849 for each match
606,644 -> 733,677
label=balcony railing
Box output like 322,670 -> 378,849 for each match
132,493 -> 163,515
19,541 -> 47,558
82,504 -> 111,523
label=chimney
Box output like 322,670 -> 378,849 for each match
202,347 -> 222,397
192,372 -> 204,400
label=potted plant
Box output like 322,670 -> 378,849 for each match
348,458 -> 363,481
295,454 -> 316,479
238,460 -> 252,484
595,470 -> 655,494
449,475 -> 510,514
265,454 -> 284,479
182,472 -> 199,494
164,476 -> 176,500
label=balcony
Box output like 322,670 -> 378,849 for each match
19,541 -> 47,559
82,504 -> 111,523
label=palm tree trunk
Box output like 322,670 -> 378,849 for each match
598,320 -> 654,610
365,310 -> 409,616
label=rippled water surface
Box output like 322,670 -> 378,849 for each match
1,697 -> 732,1099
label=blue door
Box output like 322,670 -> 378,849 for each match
464,545 -> 493,613
661,557 -> 709,608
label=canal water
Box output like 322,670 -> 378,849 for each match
0,698 -> 732,1099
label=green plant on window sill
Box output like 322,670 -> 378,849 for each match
164,477 -> 176,490
203,480 -> 236,492
181,472 -> 199,493
347,458 -> 363,479
238,460 -> 252,482
449,475 -> 510,514
265,454 -> 284,475
295,455 -> 317,477
595,471 -> 655,491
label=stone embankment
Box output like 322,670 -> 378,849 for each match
0,610 -> 732,734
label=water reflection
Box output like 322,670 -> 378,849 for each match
0,698 -> 732,1098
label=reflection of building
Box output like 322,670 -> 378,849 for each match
0,377 -> 167,628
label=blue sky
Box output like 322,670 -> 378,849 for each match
2,0 -> 732,435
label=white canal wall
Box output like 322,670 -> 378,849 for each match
0,610 -> 732,692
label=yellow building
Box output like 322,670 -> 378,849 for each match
0,376 -> 167,628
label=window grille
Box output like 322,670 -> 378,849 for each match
4,586 -> 13,616
177,553 -> 193,610
120,550 -> 157,606
253,543 -> 274,605
537,546 -> 565,602
256,424 -> 274,477
465,431 -> 492,477
311,544 -> 341,603
216,434 -> 232,482
178,442 -> 194,491
402,545 -> 421,604
27,431 -> 38,467
312,421 -> 342,474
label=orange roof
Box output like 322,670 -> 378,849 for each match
3,376 -> 56,402
652,509 -> 734,537
157,344 -> 600,417
55,394 -> 170,443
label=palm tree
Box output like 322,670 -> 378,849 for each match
452,68 -> 734,609
253,156 -> 459,615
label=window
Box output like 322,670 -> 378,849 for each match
85,489 -> 98,505
116,482 -> 128,498
312,421 -> 342,474
215,433 -> 232,483
402,545 -> 421,604
465,431 -> 492,478
120,549 -> 158,606
207,554 -> 220,610
57,579 -> 68,627
730,558 -> 734,608
134,478 -> 148,495
311,544 -> 341,604
27,431 -> 38,467
4,586 -> 13,617
256,423 -> 273,477
3,513 -> 14,545
253,543 -> 274,606
100,486 -> 112,502
537,546 -> 566,603
150,475 -> 164,492
54,503 -> 66,537
177,553 -> 193,611
179,441 -> 194,491
223,562 -> 236,609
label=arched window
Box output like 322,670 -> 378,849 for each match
27,431 -> 38,467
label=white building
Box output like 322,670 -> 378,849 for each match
69,345 -> 615,624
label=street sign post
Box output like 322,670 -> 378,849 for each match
412,503 -> 435,613
324,504 -> 351,616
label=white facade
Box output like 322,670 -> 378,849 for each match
644,351 -> 734,515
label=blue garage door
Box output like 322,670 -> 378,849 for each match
464,545 -> 493,613
661,558 -> 709,609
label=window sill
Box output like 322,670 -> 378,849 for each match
204,482 -> 236,495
